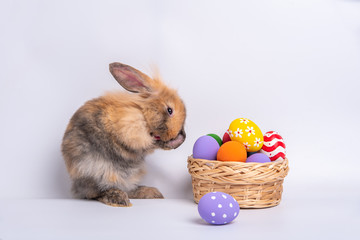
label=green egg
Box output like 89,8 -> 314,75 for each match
207,133 -> 223,146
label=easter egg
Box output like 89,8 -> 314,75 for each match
222,131 -> 231,144
198,192 -> 240,225
260,131 -> 286,161
217,141 -> 247,162
193,135 -> 220,160
246,153 -> 271,163
228,118 -> 263,152
207,133 -> 222,146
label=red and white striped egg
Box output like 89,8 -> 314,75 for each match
260,131 -> 286,161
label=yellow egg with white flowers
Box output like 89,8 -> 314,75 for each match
228,118 -> 264,152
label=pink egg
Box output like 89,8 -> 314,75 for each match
222,131 -> 231,144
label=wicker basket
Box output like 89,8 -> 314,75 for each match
187,156 -> 289,208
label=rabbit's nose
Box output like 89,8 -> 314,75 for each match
165,129 -> 186,149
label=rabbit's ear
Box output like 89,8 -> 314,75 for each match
109,62 -> 152,93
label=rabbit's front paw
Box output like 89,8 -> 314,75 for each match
128,186 -> 164,199
97,189 -> 132,207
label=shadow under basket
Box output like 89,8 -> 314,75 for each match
187,156 -> 289,209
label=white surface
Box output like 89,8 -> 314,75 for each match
1,0 -> 360,200
1,192 -> 359,240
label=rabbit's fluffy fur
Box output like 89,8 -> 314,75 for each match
61,62 -> 186,207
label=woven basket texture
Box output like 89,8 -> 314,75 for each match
187,156 -> 289,208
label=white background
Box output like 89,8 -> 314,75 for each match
1,0 -> 360,200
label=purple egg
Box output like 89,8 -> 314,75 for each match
193,135 -> 220,160
247,151 -> 258,157
246,153 -> 271,163
198,192 -> 240,225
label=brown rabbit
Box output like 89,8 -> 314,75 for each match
61,62 -> 186,207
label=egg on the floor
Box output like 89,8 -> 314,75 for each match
198,192 -> 240,225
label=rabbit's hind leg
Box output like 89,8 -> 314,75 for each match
128,186 -> 164,199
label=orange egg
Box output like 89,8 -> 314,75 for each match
217,141 -> 247,162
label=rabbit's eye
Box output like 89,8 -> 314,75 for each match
167,107 -> 173,115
